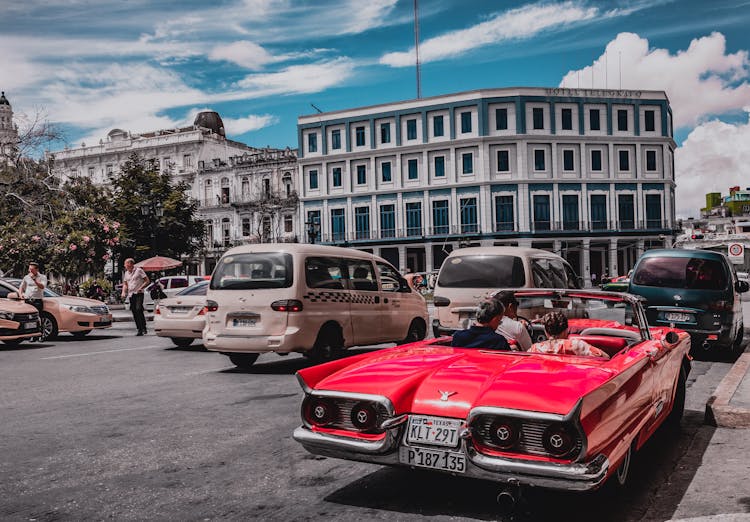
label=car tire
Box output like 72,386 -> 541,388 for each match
40,312 -> 58,341
665,367 -> 687,430
607,440 -> 634,490
306,324 -> 344,363
71,330 -> 92,338
399,319 -> 426,345
228,353 -> 259,369
171,337 -> 194,348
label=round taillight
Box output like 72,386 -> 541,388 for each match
542,424 -> 576,457
350,402 -> 378,431
306,397 -> 337,427
205,300 -> 219,312
488,418 -> 520,449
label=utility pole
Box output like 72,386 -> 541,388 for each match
414,0 -> 421,99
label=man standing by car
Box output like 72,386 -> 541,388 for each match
18,262 -> 46,314
121,258 -> 150,336
493,291 -> 532,351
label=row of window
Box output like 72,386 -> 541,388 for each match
305,146 -> 662,190
305,193 -> 665,241
205,215 -> 295,243
304,104 -> 664,154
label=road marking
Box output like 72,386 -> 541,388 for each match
40,345 -> 161,359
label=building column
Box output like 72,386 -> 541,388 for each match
609,238 -> 618,277
637,238 -> 645,258
582,238 -> 591,287
553,239 -> 562,257
425,243 -> 434,272
398,244 -> 407,273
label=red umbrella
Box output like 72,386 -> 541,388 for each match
135,255 -> 182,272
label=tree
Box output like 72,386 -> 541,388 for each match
110,153 -> 204,260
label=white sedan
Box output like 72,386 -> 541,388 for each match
153,281 -> 208,347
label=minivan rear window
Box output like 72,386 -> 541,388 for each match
211,253 -> 293,290
632,256 -> 728,290
438,255 -> 525,288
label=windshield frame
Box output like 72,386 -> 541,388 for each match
210,252 -> 293,290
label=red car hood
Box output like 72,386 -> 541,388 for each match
305,344 -> 619,419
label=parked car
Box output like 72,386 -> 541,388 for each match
600,270 -> 633,292
127,275 -> 210,311
628,249 -> 748,356
0,299 -> 40,345
154,280 -> 209,347
432,247 -> 582,337
203,243 -> 429,368
0,278 -> 112,340
293,289 -> 691,498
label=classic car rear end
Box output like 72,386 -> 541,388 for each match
293,290 -> 691,494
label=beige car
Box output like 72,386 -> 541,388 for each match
0,298 -> 40,346
0,278 -> 112,340
204,243 -> 429,368
154,280 -> 208,347
432,246 -> 582,337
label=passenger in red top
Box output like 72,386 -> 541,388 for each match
529,311 -> 609,359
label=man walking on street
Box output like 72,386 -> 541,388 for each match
19,262 -> 46,314
121,258 -> 150,336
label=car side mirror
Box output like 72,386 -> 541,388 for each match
736,280 -> 749,293
7,291 -> 20,300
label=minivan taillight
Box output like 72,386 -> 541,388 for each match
271,299 -> 303,312
433,296 -> 451,307
205,300 -> 219,312
707,300 -> 732,312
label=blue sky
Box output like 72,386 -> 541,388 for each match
3,0 -> 750,216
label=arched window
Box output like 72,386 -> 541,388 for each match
220,177 -> 230,204
204,180 -> 212,206
262,178 -> 271,198
222,217 -> 231,246
205,220 -> 214,245
262,215 -> 271,242
241,177 -> 250,199
283,173 -> 293,197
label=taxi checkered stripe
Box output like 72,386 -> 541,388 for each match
303,291 -> 376,304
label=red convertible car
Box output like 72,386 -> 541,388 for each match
293,290 -> 691,497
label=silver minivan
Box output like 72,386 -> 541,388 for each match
203,244 -> 429,368
432,246 -> 582,337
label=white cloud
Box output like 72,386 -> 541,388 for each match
209,41 -> 277,70
380,1 -> 599,67
560,32 -> 750,128
675,111 -> 750,218
223,114 -> 279,135
339,0 -> 398,35
233,57 -> 356,97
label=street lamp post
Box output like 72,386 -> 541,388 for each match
141,201 -> 164,255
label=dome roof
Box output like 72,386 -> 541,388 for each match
193,111 -> 225,137
0,92 -> 9,106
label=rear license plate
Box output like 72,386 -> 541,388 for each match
23,321 -> 37,329
399,446 -> 466,473
406,416 -> 462,447
232,317 -> 258,327
665,312 -> 692,322
170,307 -> 192,314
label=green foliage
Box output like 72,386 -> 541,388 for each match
79,277 -> 113,295
110,154 -> 204,260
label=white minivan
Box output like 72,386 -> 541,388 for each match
203,244 -> 429,368
432,246 -> 582,337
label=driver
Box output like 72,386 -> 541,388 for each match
493,291 -> 532,351
451,299 -> 511,351
529,311 -> 609,359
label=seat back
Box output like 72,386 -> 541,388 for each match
570,335 -> 628,357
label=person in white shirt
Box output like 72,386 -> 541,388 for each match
121,258 -> 150,336
18,262 -> 47,314
493,291 -> 532,351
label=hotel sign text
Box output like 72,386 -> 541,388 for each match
545,88 -> 643,98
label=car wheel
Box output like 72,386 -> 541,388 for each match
228,353 -> 259,369
665,367 -> 687,430
71,330 -> 92,338
399,319 -> 426,345
611,441 -> 633,489
306,325 -> 344,363
171,337 -> 194,348
40,312 -> 58,341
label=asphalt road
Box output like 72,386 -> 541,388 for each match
0,330 -> 743,521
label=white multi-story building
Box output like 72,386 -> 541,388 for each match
48,111 -> 299,274
0,91 -> 19,164
297,87 -> 678,282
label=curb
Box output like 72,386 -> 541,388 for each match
704,352 -> 750,428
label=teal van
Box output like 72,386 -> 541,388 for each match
628,249 -> 748,355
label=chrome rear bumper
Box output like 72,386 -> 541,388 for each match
293,426 -> 609,491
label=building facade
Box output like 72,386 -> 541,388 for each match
0,91 -> 19,165
297,87 -> 678,282
48,112 -> 300,274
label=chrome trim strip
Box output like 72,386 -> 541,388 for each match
293,426 -> 399,455
467,406 -> 565,424
308,390 -> 395,416
295,373 -> 312,394
380,414 -> 408,430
